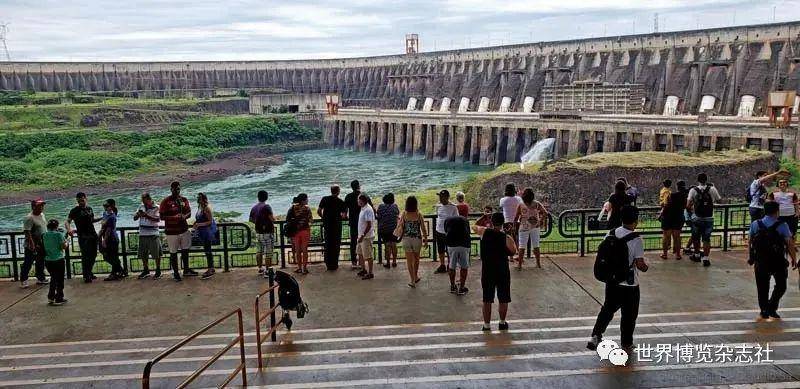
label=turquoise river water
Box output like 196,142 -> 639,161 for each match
0,149 -> 489,231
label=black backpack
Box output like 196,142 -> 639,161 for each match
749,220 -> 788,268
694,186 -> 715,218
594,229 -> 639,284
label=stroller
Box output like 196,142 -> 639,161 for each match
274,270 -> 309,330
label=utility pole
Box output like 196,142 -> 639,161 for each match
0,23 -> 11,61
654,13 -> 659,33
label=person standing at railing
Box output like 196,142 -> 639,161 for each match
661,181 -> 688,260
288,193 -> 313,274
749,170 -> 785,221
516,188 -> 548,270
20,198 -> 49,289
194,193 -> 218,280
686,173 -> 722,267
445,214 -> 470,295
67,192 -> 100,283
395,196 -> 427,288
318,186 -> 346,271
434,190 -> 459,274
499,184 -> 523,244
251,190 -> 276,275
344,180 -> 362,270
455,191 -> 470,217
135,193 -> 162,280
159,181 -> 196,281
356,194 -> 376,280
377,193 -> 400,269
42,219 -> 68,305
768,179 -> 798,238
472,212 -> 517,332
99,199 -> 125,281
599,181 -> 635,230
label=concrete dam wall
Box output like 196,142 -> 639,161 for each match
3,22 -> 800,115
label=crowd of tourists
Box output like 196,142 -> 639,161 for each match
16,170 -> 800,344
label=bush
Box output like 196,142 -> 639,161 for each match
30,148 -> 140,175
0,160 -> 30,183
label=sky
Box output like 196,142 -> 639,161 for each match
0,0 -> 798,62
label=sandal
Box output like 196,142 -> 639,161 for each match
383,262 -> 391,268
659,254 -> 668,260
408,283 -> 416,288
293,268 -> 303,274
415,278 -> 421,284
392,262 -> 397,268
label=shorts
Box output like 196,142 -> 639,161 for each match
779,215 -> 798,236
166,231 -> 191,253
402,237 -> 423,254
660,215 -> 685,231
292,229 -> 310,248
256,233 -> 274,256
434,231 -> 447,254
448,246 -> 470,269
380,232 -> 398,245
482,271 -> 511,303
518,228 -> 540,249
690,218 -> 714,243
356,237 -> 374,259
138,235 -> 161,260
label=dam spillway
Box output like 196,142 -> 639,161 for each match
3,22 -> 800,117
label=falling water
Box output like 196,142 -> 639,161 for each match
520,138 -> 556,163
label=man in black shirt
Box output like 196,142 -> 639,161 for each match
66,192 -> 100,283
318,185 -> 346,271
473,212 -> 517,331
343,180 -> 362,268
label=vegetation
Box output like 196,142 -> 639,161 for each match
0,116 -> 321,192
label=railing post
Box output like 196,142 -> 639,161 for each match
142,361 -> 153,389
10,233 -> 19,282
377,234 -> 383,264
268,268 -> 277,342
120,229 -> 128,275
430,215 -> 437,262
255,291 -> 263,370
236,309 -> 247,387
722,206 -> 730,252
64,234 -> 72,279
279,223 -> 287,269
579,212 -> 586,257
222,225 -> 230,272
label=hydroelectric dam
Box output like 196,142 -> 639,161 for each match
5,21 -> 800,162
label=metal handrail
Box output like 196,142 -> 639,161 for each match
141,307 -> 247,389
254,268 -> 283,370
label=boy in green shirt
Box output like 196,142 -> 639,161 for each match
42,219 -> 69,305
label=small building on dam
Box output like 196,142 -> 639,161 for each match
5,21 -> 800,162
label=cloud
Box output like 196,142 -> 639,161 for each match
0,0 -> 796,61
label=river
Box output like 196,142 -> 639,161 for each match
0,149 -> 489,231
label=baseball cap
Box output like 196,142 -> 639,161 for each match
30,198 -> 46,206
437,189 -> 450,197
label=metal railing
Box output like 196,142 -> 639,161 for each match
255,268 -> 284,371
141,307 -> 247,389
0,204 -> 752,279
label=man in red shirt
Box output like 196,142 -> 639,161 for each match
159,181 -> 197,281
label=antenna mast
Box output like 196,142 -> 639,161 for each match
0,23 -> 10,61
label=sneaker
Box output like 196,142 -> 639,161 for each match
201,269 -> 215,279
153,270 -> 162,280
769,310 -> 781,319
48,299 -> 54,304
457,286 -> 469,296
20,280 -> 29,289
173,273 -> 182,282
357,270 -> 367,277
587,335 -> 602,351
120,272 -> 129,278
361,273 -> 374,280
258,267 -> 265,274
36,278 -> 49,285
90,275 -> 98,280
498,322 -> 509,331
183,269 -> 199,277
702,258 -> 711,267
481,324 -> 491,331
435,265 -> 447,273
52,299 -> 67,306
383,262 -> 391,269
137,271 -> 150,280
450,284 -> 458,294
104,274 -> 122,281
83,278 -> 93,284
760,311 -> 770,319
408,282 -> 416,288
392,262 -> 397,268
690,254 -> 701,262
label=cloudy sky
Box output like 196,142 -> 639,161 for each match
0,0 -> 798,61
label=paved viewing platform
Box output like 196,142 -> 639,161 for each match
0,249 -> 798,388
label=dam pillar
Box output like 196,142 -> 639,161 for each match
344,121 -> 354,149
393,123 -> 405,155
405,124 -> 414,156
506,128 -> 521,162
434,124 -> 448,160
499,97 -> 512,112
413,124 -> 426,157
426,125 -> 436,160
603,131 -> 615,153
339,122 -> 347,148
477,97 -> 490,112
495,128 -> 509,165
440,97 -> 452,112
406,97 -> 418,111
422,97 -> 434,112
373,122 -> 383,153
454,126 -> 469,163
522,97 -> 535,113
470,127 -> 481,164
446,125 -> 457,162
480,127 -> 497,165
384,123 -> 393,153
458,97 -> 470,113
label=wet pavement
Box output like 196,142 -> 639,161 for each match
0,249 -> 798,388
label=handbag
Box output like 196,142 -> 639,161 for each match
392,212 -> 405,239
587,215 -> 610,231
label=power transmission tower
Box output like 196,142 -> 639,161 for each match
0,23 -> 10,61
